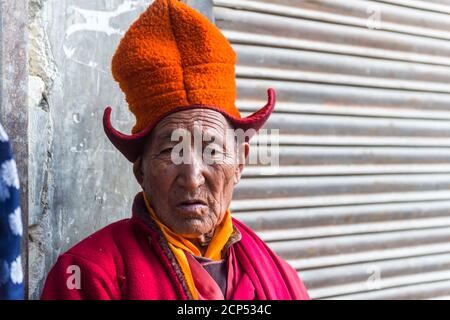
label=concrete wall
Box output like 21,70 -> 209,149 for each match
27,0 -> 153,299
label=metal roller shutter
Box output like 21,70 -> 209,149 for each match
212,0 -> 450,299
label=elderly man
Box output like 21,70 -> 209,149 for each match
41,0 -> 309,300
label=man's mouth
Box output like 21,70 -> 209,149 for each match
176,199 -> 207,212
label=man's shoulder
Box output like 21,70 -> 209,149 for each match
62,218 -> 134,265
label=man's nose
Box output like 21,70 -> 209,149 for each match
176,148 -> 206,189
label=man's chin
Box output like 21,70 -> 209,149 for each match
174,220 -> 212,238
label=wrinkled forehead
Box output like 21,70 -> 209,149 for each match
153,109 -> 233,139
144,108 -> 236,150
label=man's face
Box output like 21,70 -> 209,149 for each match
134,109 -> 248,238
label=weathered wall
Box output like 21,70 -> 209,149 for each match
27,0 -> 150,298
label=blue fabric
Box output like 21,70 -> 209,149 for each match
0,123 -> 23,300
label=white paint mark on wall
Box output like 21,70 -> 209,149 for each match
65,0 -> 150,38
63,1 -> 151,70
62,45 -> 76,59
63,51 -> 108,74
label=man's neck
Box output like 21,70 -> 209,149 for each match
190,231 -> 214,255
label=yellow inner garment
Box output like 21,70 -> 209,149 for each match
143,192 -> 233,300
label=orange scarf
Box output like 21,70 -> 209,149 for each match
143,192 -> 233,300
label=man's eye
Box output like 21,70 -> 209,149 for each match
206,146 -> 222,156
160,147 -> 173,154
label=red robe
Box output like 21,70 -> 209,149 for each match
41,193 -> 310,300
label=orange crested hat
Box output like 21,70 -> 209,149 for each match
103,0 -> 276,162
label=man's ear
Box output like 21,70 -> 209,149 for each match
234,142 -> 249,184
133,156 -> 144,187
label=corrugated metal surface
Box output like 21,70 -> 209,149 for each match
212,0 -> 450,299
